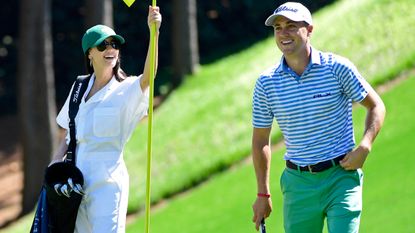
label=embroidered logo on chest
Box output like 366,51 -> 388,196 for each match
313,92 -> 332,99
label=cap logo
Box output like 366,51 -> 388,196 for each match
275,5 -> 298,14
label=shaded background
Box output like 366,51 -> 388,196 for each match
0,0 -> 338,228
0,0 -> 335,115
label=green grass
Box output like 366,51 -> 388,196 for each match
313,0 -> 415,85
124,36 -> 279,211
4,72 -> 414,233
125,76 -> 415,233
124,0 -> 415,212
354,78 -> 415,232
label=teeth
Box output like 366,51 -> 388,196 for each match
281,40 -> 292,45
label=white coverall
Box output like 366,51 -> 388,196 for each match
56,74 -> 148,233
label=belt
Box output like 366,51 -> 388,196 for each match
286,154 -> 346,173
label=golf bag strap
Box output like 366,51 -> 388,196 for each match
65,74 -> 91,164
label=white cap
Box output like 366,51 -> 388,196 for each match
265,2 -> 312,26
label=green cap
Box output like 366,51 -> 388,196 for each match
81,24 -> 125,54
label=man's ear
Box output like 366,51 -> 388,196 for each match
307,25 -> 314,35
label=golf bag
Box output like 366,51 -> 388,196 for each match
30,75 -> 91,233
30,187 -> 49,232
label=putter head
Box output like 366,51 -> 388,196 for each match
54,183 -> 62,196
67,178 -> 75,189
60,184 -> 71,198
67,177 -> 85,195
260,219 -> 266,233
73,183 -> 86,196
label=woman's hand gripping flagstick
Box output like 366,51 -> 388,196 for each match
122,1 -> 161,233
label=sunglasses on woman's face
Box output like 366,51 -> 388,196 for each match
96,40 -> 120,52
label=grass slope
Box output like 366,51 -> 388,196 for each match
355,78 -> 415,232
125,0 -> 415,212
313,0 -> 415,85
126,76 -> 415,233
124,36 -> 278,210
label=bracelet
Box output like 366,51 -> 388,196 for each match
257,193 -> 271,198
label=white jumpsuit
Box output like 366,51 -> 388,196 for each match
56,74 -> 148,233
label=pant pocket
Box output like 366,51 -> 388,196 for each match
280,168 -> 289,194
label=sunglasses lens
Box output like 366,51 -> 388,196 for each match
96,41 -> 107,51
96,40 -> 120,51
111,41 -> 120,50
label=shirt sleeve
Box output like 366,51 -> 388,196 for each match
56,83 -> 75,130
123,75 -> 149,125
252,77 -> 274,128
56,83 -> 75,144
332,55 -> 368,102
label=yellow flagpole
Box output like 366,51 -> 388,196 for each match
121,1 -> 157,232
145,0 -> 157,233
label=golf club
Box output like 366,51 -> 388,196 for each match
260,219 -> 267,233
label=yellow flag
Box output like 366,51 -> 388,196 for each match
123,0 -> 135,7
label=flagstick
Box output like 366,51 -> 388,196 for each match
145,1 -> 157,233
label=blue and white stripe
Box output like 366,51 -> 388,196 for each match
252,48 -> 368,166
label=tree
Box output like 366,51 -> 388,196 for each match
85,0 -> 114,28
172,0 -> 199,87
18,0 -> 58,213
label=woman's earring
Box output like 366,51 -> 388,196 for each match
89,60 -> 93,67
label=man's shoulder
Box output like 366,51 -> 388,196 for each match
258,65 -> 280,80
317,50 -> 353,67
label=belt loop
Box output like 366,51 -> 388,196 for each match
331,159 -> 336,167
307,165 -> 315,174
297,165 -> 301,173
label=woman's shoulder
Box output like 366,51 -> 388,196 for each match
122,74 -> 142,84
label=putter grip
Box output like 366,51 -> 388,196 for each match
260,219 -> 266,233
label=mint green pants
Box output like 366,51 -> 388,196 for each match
280,165 -> 363,233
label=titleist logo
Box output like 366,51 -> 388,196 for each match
313,92 -> 332,99
275,6 -> 298,14
72,83 -> 83,102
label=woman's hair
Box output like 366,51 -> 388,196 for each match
84,51 -> 128,82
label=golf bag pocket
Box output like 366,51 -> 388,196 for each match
30,187 -> 49,233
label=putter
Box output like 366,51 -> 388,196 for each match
72,183 -> 85,196
54,183 -> 62,196
60,184 -> 71,198
260,219 -> 266,233
74,183 -> 85,195
67,177 -> 85,195
67,178 -> 76,194
67,178 -> 74,189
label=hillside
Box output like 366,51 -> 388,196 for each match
124,0 -> 415,212
126,76 -> 415,232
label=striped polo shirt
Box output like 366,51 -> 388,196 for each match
252,48 -> 368,166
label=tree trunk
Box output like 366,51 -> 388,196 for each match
172,0 -> 200,87
18,0 -> 57,214
85,0 -> 113,28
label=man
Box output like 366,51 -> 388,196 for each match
251,2 -> 385,233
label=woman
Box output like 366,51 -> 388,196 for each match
51,6 -> 162,233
